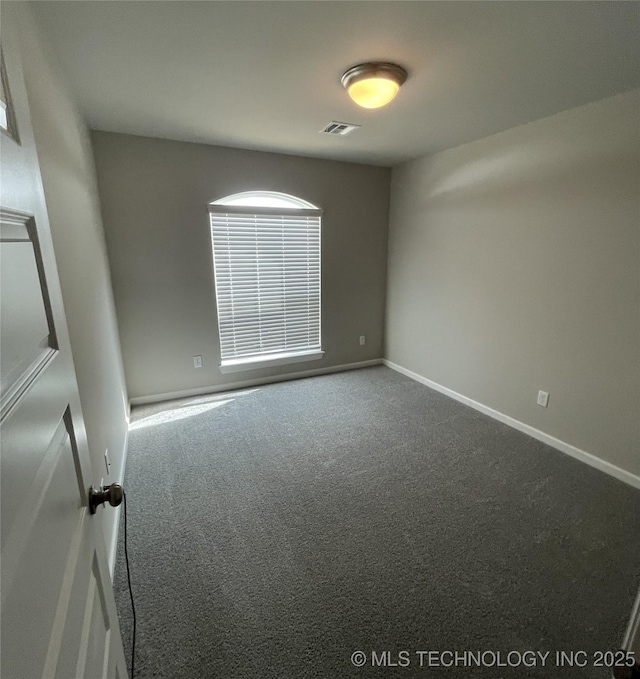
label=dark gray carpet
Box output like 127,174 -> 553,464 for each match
114,366 -> 640,678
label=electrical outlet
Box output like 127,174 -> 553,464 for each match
359,335 -> 366,346
537,390 -> 549,408
193,355 -> 203,368
104,449 -> 111,475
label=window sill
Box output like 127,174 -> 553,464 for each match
219,350 -> 324,374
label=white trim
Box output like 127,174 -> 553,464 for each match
220,350 -> 324,373
107,425 -> 128,577
130,359 -> 383,407
383,359 -> 640,491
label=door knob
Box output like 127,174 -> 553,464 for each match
88,483 -> 124,514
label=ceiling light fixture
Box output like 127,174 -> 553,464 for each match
341,62 -> 408,109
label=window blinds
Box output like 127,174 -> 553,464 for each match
209,205 -> 322,364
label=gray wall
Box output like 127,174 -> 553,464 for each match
19,5 -> 129,562
91,132 -> 390,400
386,89 -> 640,478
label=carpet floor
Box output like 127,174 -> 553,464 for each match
114,366 -> 640,678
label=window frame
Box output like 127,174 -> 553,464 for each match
208,193 -> 323,374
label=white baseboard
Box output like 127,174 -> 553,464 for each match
130,359 -> 383,407
108,425 -> 129,577
383,359 -> 640,491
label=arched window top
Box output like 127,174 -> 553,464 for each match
211,191 -> 318,210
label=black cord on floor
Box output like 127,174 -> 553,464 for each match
123,491 -> 137,679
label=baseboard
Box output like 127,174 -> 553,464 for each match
130,359 -> 383,407
383,359 -> 640,491
108,425 -> 129,578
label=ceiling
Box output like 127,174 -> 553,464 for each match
32,1 -> 640,167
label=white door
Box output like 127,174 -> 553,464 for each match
0,12 -> 128,679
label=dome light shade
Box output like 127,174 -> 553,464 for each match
341,62 -> 407,109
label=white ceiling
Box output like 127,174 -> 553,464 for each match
32,1 -> 640,167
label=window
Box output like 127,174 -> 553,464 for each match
209,191 -> 322,373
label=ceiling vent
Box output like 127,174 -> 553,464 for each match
319,121 -> 361,136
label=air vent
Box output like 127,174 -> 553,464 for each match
319,121 -> 361,136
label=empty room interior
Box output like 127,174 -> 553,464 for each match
1,1 -> 640,678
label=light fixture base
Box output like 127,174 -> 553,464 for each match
341,62 -> 408,90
